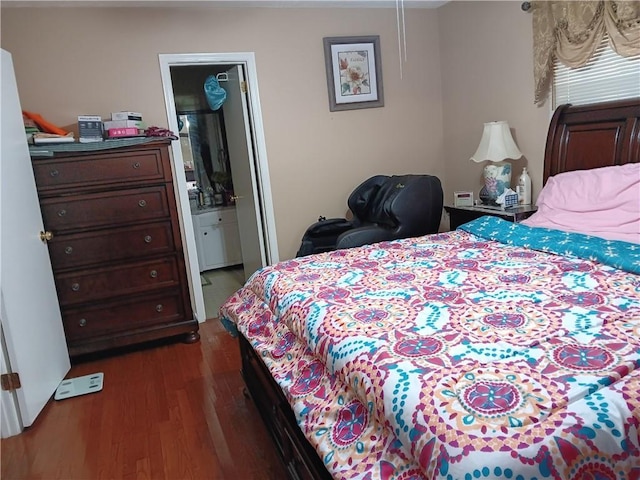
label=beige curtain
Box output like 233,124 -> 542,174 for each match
532,1 -> 640,105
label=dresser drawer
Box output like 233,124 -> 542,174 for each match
32,148 -> 168,192
62,290 -> 184,341
41,186 -> 170,232
55,257 -> 180,306
49,222 -> 174,269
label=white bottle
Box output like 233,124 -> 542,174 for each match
517,167 -> 532,205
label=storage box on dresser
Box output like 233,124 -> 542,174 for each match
32,140 -> 199,356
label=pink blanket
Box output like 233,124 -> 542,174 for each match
523,163 -> 640,243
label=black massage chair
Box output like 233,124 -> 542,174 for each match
296,174 -> 443,257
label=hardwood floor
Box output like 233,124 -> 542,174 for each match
1,319 -> 288,480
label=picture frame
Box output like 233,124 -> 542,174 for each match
323,35 -> 384,112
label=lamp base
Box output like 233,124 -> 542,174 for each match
479,186 -> 499,206
482,161 -> 512,204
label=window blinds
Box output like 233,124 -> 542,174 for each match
553,35 -> 640,108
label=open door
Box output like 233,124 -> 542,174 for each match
223,66 -> 266,280
0,49 -> 70,434
159,53 -> 280,322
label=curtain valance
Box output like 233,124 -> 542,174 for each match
532,1 -> 640,105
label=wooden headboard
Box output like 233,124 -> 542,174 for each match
543,98 -> 640,183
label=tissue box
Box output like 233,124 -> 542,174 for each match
111,111 -> 143,121
504,193 -> 518,208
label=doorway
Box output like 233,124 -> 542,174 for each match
159,53 -> 279,323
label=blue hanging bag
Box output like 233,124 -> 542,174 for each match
204,75 -> 227,111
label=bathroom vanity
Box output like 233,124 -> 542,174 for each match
192,206 -> 242,272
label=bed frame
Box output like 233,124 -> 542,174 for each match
240,334 -> 332,480
544,98 -> 640,182
239,98 -> 640,480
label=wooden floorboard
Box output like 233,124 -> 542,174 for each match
1,319 -> 288,480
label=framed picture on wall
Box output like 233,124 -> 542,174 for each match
323,35 -> 384,112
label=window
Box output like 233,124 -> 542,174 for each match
553,34 -> 640,108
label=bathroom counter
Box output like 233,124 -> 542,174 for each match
190,204 -> 236,215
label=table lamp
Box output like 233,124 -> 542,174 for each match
470,121 -> 523,205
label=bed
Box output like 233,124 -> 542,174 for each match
221,99 -> 640,480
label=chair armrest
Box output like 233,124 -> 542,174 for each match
335,225 -> 398,250
296,218 -> 354,257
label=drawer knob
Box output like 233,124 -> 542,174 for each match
144,235 -> 152,243
150,270 -> 158,278
57,209 -> 66,217
71,283 -> 80,292
155,304 -> 164,312
64,246 -> 73,255
78,318 -> 87,327
138,199 -> 147,208
50,169 -> 59,177
39,231 -> 54,243
133,162 -> 141,169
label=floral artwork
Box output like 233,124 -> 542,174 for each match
338,50 -> 371,96
323,36 -> 384,111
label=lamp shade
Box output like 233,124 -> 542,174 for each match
470,121 -> 523,163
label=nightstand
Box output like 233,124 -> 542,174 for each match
444,204 -> 538,230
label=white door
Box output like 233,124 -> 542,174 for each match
0,49 -> 70,432
223,66 -> 266,280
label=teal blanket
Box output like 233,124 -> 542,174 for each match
460,216 -> 640,275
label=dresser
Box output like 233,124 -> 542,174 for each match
32,141 -> 199,356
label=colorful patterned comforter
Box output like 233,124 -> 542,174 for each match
221,217 -> 640,480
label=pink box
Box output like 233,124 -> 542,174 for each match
107,127 -> 140,138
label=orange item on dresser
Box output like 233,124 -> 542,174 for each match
22,110 -> 69,136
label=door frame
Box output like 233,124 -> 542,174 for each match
159,52 -> 279,323
1,314 -> 23,438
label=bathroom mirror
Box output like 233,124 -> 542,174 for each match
177,111 -> 234,205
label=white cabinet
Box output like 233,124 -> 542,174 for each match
192,207 -> 242,272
